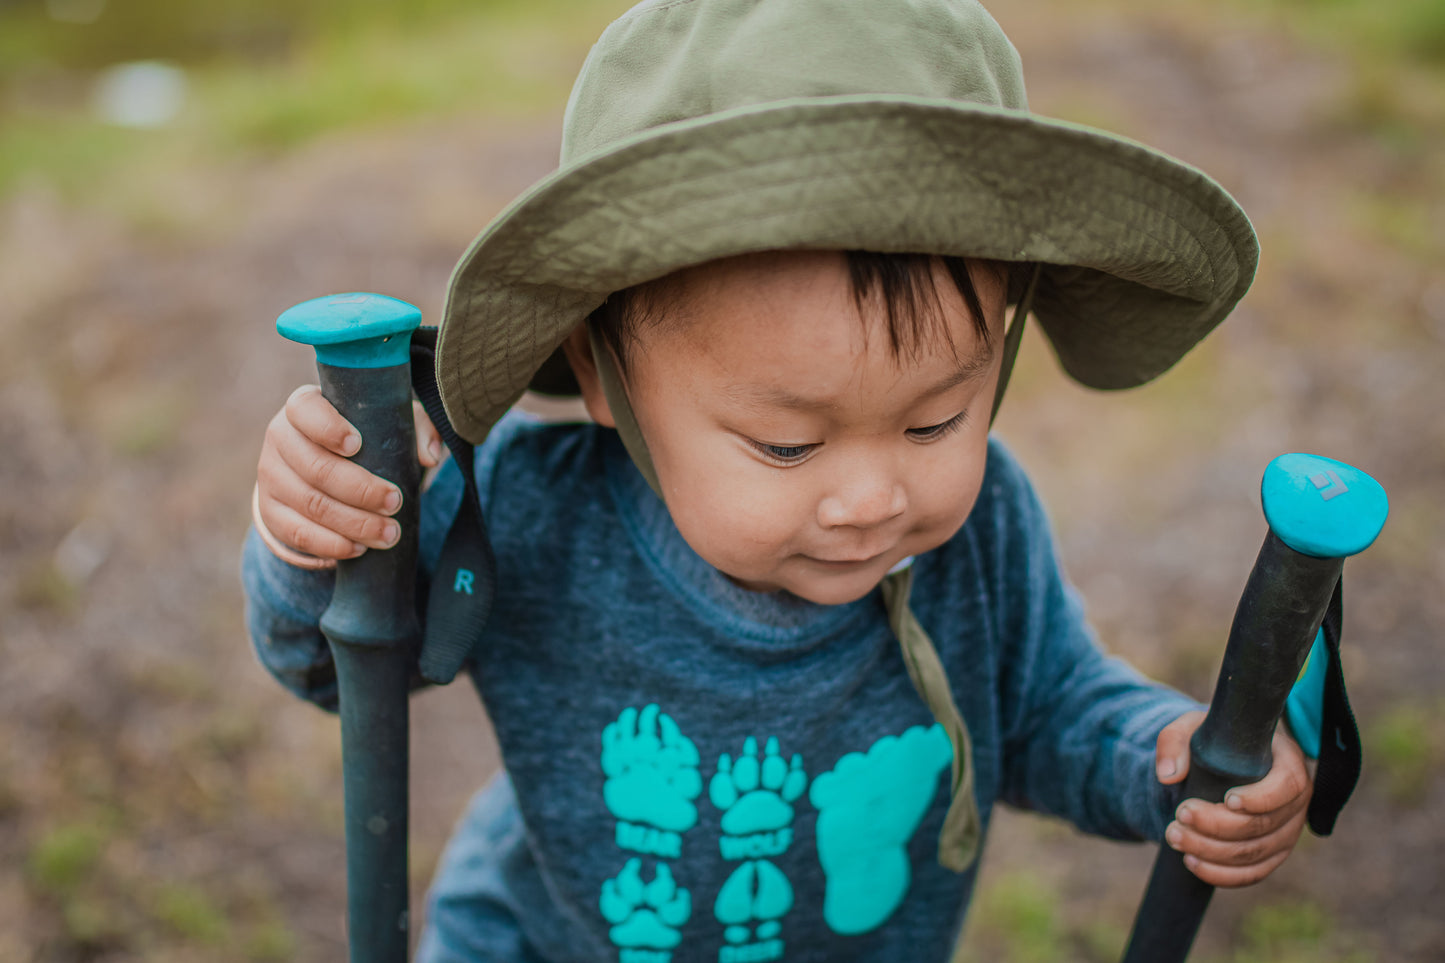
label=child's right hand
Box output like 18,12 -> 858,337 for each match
255,384 -> 443,563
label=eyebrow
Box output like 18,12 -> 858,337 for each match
725,340 -> 997,411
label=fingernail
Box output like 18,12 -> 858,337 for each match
429,439 -> 442,462
1226,793 -> 1243,811
342,432 -> 361,456
382,521 -> 400,546
350,542 -> 367,557
1177,804 -> 1194,825
1158,758 -> 1176,779
383,489 -> 401,514
1165,823 -> 1183,848
1183,854 -> 1199,871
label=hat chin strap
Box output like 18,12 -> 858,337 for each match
584,261 -> 1041,873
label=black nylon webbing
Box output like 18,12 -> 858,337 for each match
409,328 -> 496,684
1307,579 -> 1359,836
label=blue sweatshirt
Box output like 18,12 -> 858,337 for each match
242,412 -> 1194,963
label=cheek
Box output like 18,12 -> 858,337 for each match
654,440 -> 805,564
912,435 -> 991,534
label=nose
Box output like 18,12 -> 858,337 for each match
816,468 -> 907,531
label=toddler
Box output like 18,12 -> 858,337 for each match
244,1 -> 1313,960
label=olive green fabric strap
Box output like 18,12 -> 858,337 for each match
991,262 -> 1041,426
879,561 -> 980,871
584,263 -> 1041,872
588,323 -> 663,498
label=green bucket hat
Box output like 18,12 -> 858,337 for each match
436,0 -> 1257,441
434,0 -> 1258,874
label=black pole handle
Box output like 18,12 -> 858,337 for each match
1120,454 -> 1387,963
278,293 -> 424,963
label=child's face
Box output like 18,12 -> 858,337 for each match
576,250 -> 1006,606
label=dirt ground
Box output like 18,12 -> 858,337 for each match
1,2 -> 1441,961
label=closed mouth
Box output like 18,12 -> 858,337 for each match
808,551 -> 888,566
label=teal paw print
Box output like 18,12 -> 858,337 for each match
809,724 -> 952,935
600,858 -> 692,950
602,705 -> 703,833
713,859 -> 792,945
709,736 -> 807,837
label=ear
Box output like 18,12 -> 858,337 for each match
560,324 -> 617,428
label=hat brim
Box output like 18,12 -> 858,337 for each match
438,95 -> 1257,442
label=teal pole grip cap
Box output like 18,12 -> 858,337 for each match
1262,453 -> 1388,559
276,293 -> 422,368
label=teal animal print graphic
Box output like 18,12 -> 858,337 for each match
713,859 -> 791,962
600,858 -> 692,960
809,723 -> 952,935
603,705 -> 703,858
709,736 -> 807,859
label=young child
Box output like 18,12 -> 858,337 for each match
244,0 -> 1315,960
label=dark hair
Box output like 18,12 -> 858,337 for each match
590,251 -> 1014,376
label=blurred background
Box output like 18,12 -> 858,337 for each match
0,0 -> 1440,960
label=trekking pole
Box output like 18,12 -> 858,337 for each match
1119,453 -> 1387,963
278,293 -> 424,963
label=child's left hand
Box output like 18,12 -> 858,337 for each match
1155,710 -> 1314,888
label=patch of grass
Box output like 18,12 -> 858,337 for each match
966,871 -> 1068,963
60,894 -> 129,949
244,918 -> 299,961
27,822 -> 110,897
1212,898 -> 1375,963
1256,0 -> 1445,68
1368,702 -> 1437,805
0,0 -> 621,209
1078,917 -> 1130,962
150,882 -> 231,944
11,557 -> 81,614
1242,0 -> 1445,140
1348,191 -> 1440,261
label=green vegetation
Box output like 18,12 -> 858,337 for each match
1368,702 -> 1439,805
1205,899 -> 1376,963
28,821 -> 111,896
150,883 -> 231,944
958,871 -> 1070,963
1247,0 -> 1445,140
0,0 -> 624,204
1257,0 -> 1445,68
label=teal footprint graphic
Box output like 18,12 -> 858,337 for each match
602,705 -> 703,833
713,859 -> 792,946
599,858 -> 692,950
710,736 -> 807,837
809,723 -> 953,935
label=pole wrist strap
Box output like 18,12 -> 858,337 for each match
409,328 -> 497,685
1301,579 -> 1361,836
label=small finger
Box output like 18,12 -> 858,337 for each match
1155,710 -> 1204,784
1165,807 -> 1306,867
1180,847 -> 1292,889
285,384 -> 361,456
260,498 -> 366,561
268,421 -> 402,517
1221,749 -> 1313,818
1174,794 -> 1303,843
262,460 -> 402,551
413,400 -> 443,467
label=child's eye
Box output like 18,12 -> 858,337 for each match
907,411 -> 967,440
752,441 -> 817,464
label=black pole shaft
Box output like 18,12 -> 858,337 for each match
315,362 -> 421,963
1120,532 -> 1342,963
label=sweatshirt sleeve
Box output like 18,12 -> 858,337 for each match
240,409 -> 532,711
985,443 -> 1200,842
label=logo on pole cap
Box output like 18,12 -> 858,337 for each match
1261,453 -> 1388,558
